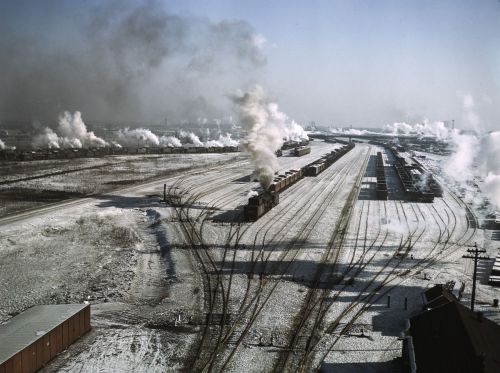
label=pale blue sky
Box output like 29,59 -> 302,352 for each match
168,0 -> 500,128
1,0 -> 499,129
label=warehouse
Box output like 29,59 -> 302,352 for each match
0,304 -> 90,373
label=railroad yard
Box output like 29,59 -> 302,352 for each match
1,139 -> 499,372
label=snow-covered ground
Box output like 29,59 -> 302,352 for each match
0,140 -> 499,372
0,152 -> 244,217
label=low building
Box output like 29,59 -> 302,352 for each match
402,299 -> 500,372
0,304 -> 90,372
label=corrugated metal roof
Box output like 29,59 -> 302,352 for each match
0,304 -> 88,364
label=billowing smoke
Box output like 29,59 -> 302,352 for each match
32,111 -> 108,149
0,1 -> 266,125
33,128 -> 62,149
179,130 -> 204,147
385,120 -> 450,139
232,86 -> 302,189
117,128 -> 160,147
160,136 -> 182,148
478,132 -> 500,210
0,138 -> 5,150
330,128 -> 370,136
282,118 -> 309,142
443,130 -> 478,183
205,133 -> 239,147
442,129 -> 500,211
117,128 -> 183,148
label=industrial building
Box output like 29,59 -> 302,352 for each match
0,304 -> 90,373
402,287 -> 500,373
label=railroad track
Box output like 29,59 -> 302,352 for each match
189,146 -> 371,372
311,189 -> 475,370
271,146 -> 371,372
165,144 -> 471,372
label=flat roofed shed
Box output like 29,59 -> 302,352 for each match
0,304 -> 90,372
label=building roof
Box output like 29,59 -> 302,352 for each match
0,304 -> 88,364
409,301 -> 500,373
423,284 -> 456,309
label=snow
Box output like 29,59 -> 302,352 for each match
0,140 -> 499,372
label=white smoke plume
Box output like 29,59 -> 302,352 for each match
179,130 -> 204,147
116,128 -> 183,148
477,131 -> 500,210
160,135 -> 182,147
205,133 -> 239,147
385,120 -> 450,139
117,128 -> 160,147
232,85 -> 291,189
443,130 -> 478,183
484,173 -> 500,210
283,119 -> 309,142
59,111 -> 108,148
330,128 -> 370,136
0,138 -> 5,150
33,127 -> 60,149
442,129 -> 500,211
32,111 -> 108,149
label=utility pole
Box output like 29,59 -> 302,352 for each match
462,243 -> 490,311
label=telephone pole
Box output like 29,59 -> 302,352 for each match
462,243 -> 490,311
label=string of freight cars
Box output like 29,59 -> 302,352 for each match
385,146 -> 442,202
244,142 -> 355,221
0,145 -> 240,162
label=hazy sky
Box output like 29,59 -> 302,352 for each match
1,0 -> 499,129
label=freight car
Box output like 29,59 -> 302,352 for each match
0,145 -> 241,162
375,151 -> 388,200
244,191 -> 279,221
294,146 -> 311,157
304,142 -> 354,176
244,143 -> 353,221
269,168 -> 304,193
387,146 -> 437,202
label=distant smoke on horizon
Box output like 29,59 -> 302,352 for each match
32,111 -> 108,149
384,120 -> 451,139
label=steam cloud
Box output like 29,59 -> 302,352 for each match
0,1 -> 266,125
179,130 -> 204,147
385,120 -> 450,139
443,130 -> 478,183
443,129 -> 500,211
232,86 -> 307,189
117,128 -> 183,148
205,133 -> 239,147
32,111 -> 108,149
478,132 -> 500,210
0,138 -> 5,150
